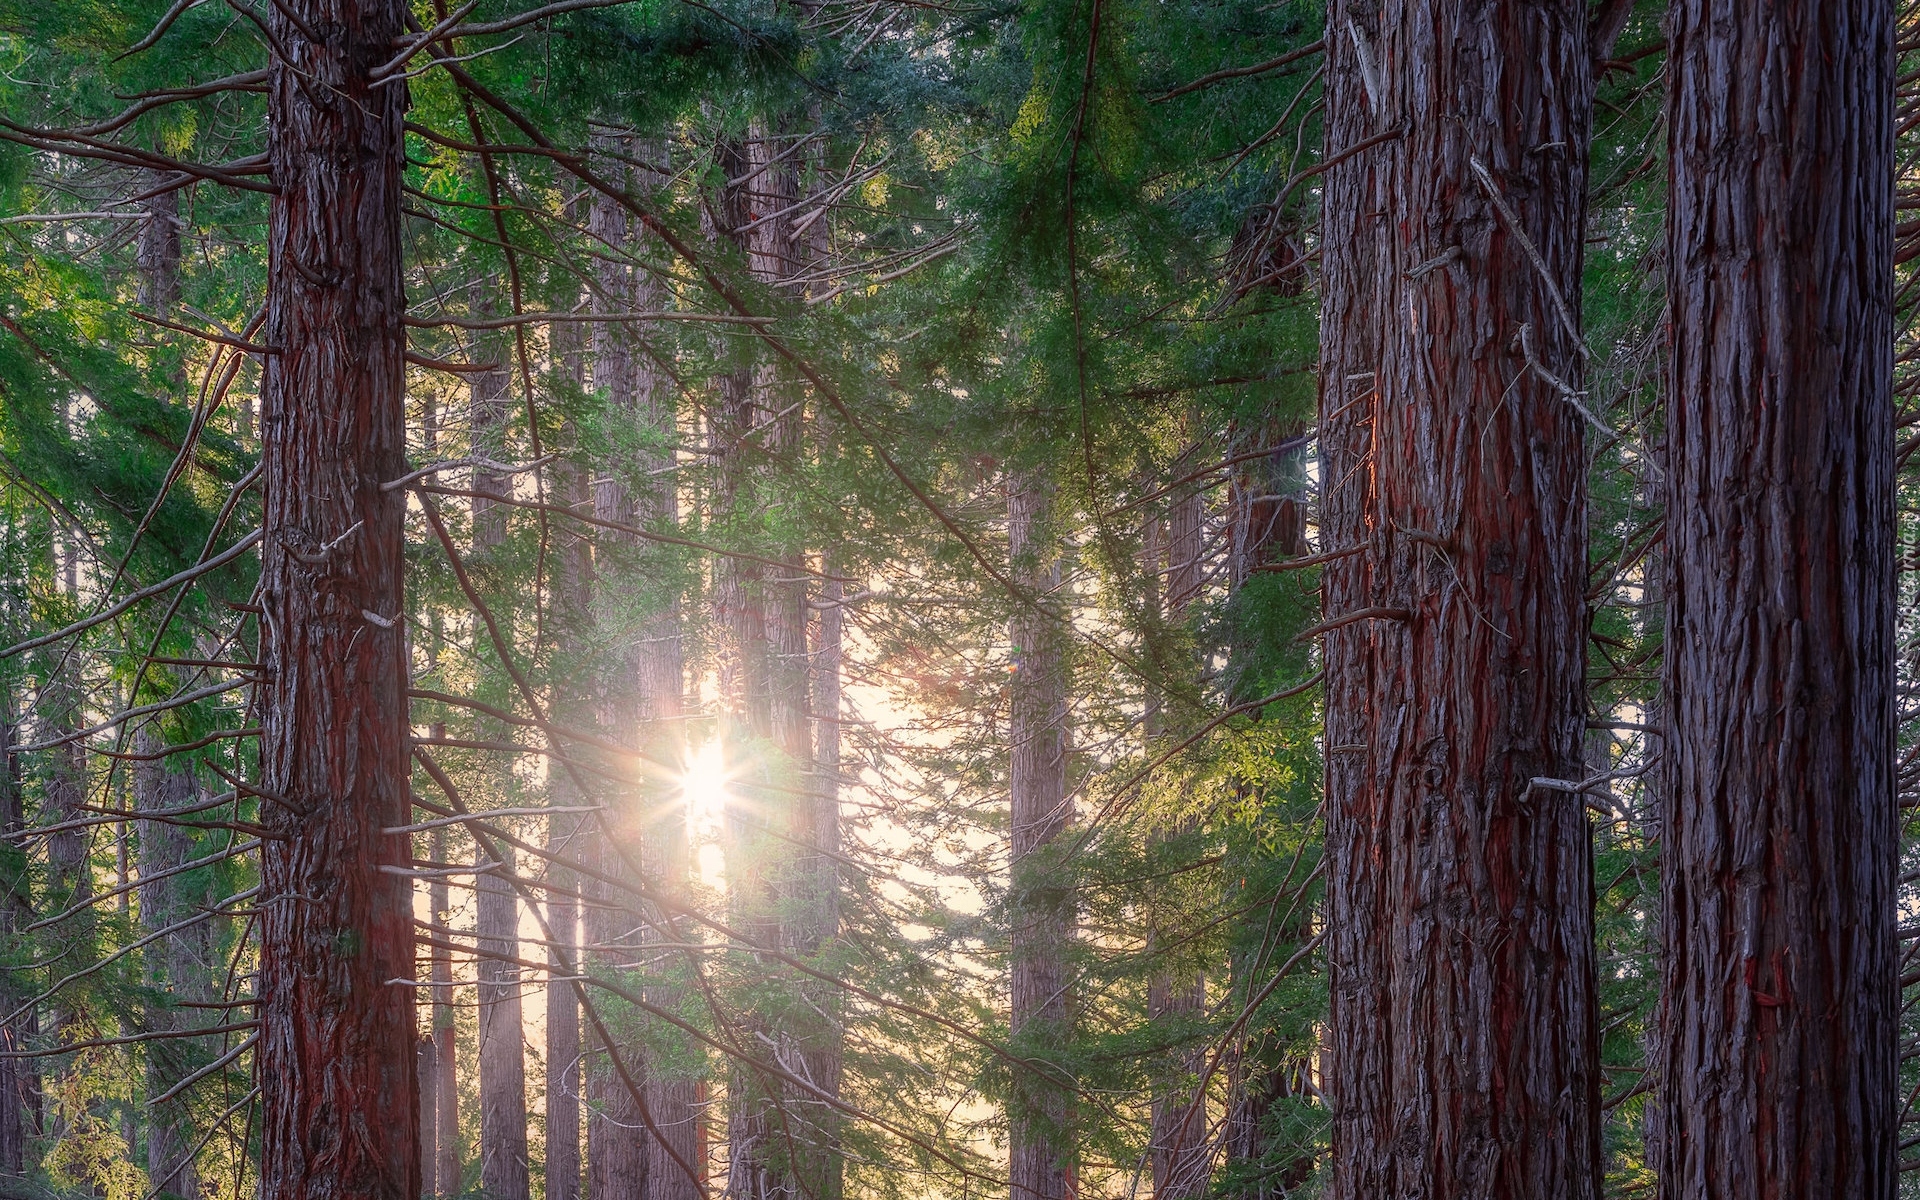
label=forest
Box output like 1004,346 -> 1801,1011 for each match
0,0 -> 1906,1196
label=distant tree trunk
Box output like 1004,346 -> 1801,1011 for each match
136,729 -> 212,1200
585,151 -> 651,1200
1147,484 -> 1206,1200
418,1034 -> 437,1200
1660,3 -> 1896,1196
1316,3 -> 1600,1197
1007,471 -> 1074,1200
710,127 -> 787,1200
547,314 -> 588,1200
431,820 -> 461,1198
255,0 -> 418,1191
468,279 -> 532,1200
0,693 -> 33,1178
625,140 -> 701,1200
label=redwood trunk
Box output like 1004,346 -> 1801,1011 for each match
1007,472 -> 1074,1200
585,158 -> 651,1200
256,0 -> 417,1191
1317,3 -> 1600,1196
1660,3 -> 1896,1196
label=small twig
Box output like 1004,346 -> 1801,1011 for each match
1469,156 -> 1587,357
1295,606 -> 1412,641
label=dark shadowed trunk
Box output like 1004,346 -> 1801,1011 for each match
255,0 -> 418,1191
1660,3 -> 1896,1196
1007,471 -> 1074,1200
1316,3 -> 1600,1196
0,692 -> 32,1179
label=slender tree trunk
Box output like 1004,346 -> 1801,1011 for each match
625,140 -> 702,1200
1007,472 -> 1074,1200
467,279 -> 532,1200
256,0 -> 418,1190
136,728 -> 211,1200
432,819 -> 462,1198
585,151 -> 651,1200
1660,3 -> 1896,1196
0,694 -> 32,1179
1147,485 -> 1205,1200
1317,3 -> 1600,1197
546,314 -> 589,1200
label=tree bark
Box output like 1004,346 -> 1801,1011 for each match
0,694 -> 33,1179
1316,3 -> 1601,1197
1147,485 -> 1205,1200
1660,3 -> 1896,1196
256,0 -> 418,1191
432,820 -> 462,1198
136,728 -> 212,1200
585,151 -> 651,1200
1007,471 -> 1074,1200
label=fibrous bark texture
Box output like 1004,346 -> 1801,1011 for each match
256,0 -> 417,1192
1316,3 -> 1601,1197
1660,3 -> 1896,1196
1007,472 -> 1074,1200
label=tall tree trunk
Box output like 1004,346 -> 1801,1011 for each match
711,127 -> 786,1200
1007,472 -> 1074,1200
547,314 -> 589,1200
468,278 -> 532,1200
625,140 -> 701,1200
1147,485 -> 1205,1200
256,0 -> 418,1189
585,151 -> 651,1200
1660,2 -> 1896,1196
1316,3 -> 1600,1196
432,819 -> 462,1198
0,691 -> 33,1179
136,728 -> 211,1200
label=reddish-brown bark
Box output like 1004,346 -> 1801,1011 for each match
1007,472 -> 1075,1200
1660,3 -> 1897,1196
1317,3 -> 1601,1196
254,0 -> 417,1193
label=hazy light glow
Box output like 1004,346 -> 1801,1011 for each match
684,737 -> 730,890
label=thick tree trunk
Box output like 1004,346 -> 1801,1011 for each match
1316,3 -> 1600,1197
136,729 -> 212,1200
256,0 -> 418,1191
1007,472 -> 1074,1200
1660,3 -> 1896,1196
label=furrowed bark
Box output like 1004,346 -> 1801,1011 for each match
256,0 -> 418,1191
1317,3 -> 1601,1197
1660,2 -> 1897,1196
1007,471 -> 1074,1200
